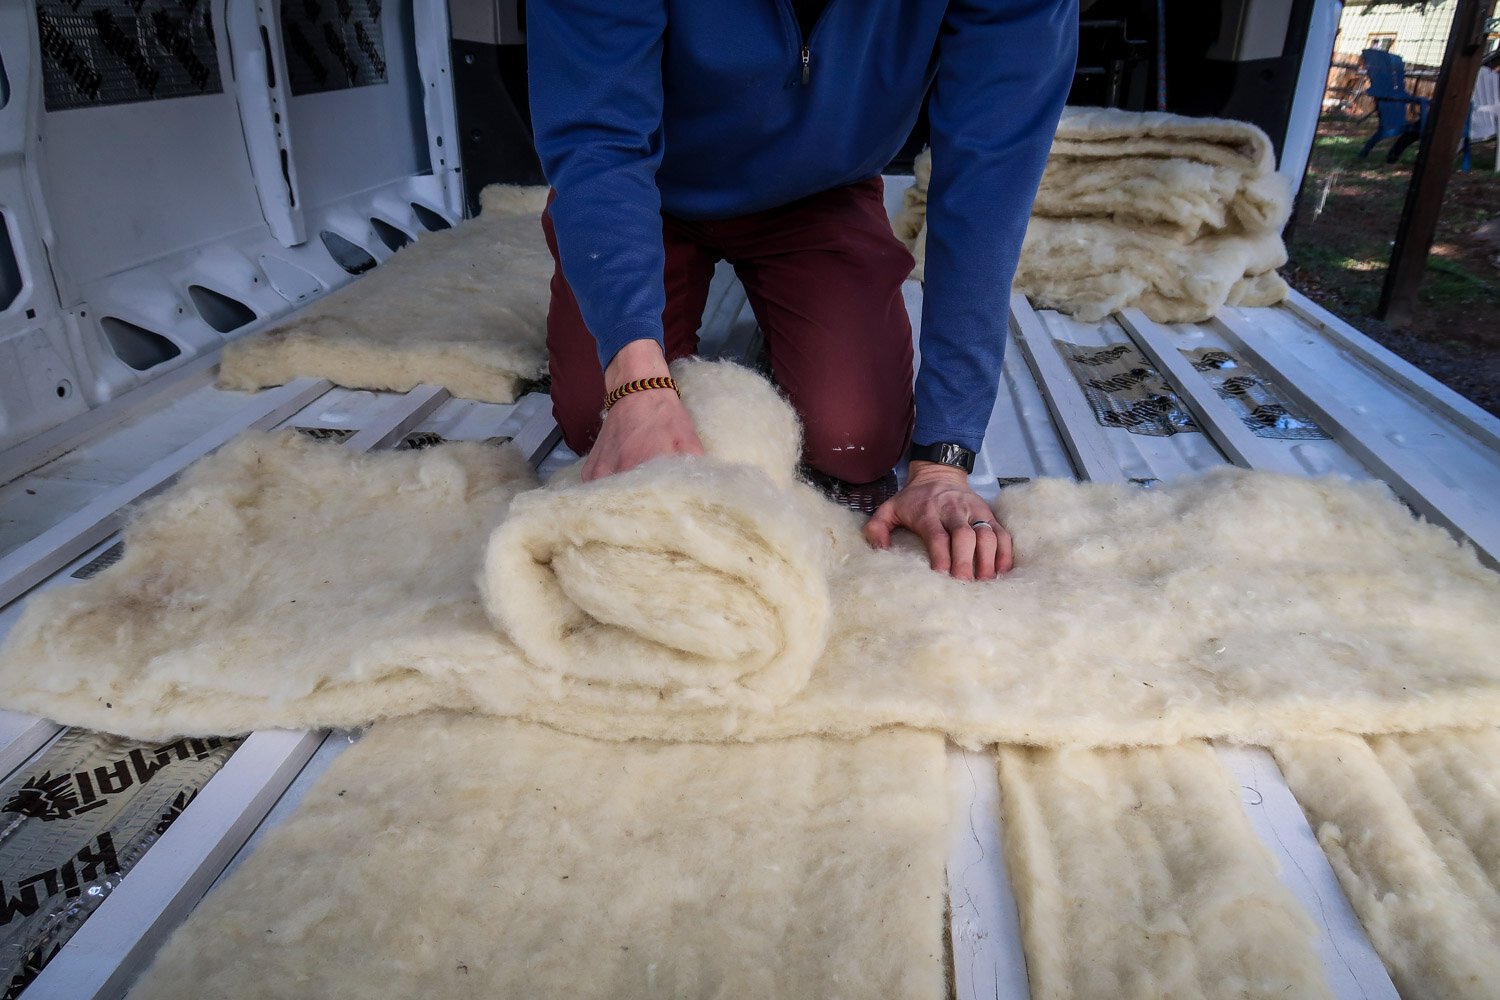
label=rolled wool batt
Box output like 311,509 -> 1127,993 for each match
483,358 -> 842,711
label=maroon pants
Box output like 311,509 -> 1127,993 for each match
542,178 -> 916,483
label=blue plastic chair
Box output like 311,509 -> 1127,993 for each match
1360,48 -> 1428,162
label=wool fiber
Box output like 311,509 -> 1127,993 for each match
484,359 -> 834,711
1013,217 -> 1288,323
485,461 -> 837,711
9,360 -> 1500,997
218,184 -> 552,404
0,432 -> 539,736
127,714 -> 949,1000
897,109 -> 1292,320
1275,730 -> 1500,999
998,742 -> 1330,1000
4,361 -> 1499,751
1050,106 -> 1275,172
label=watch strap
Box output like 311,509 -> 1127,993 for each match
908,441 -> 976,474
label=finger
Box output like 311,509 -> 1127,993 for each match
996,525 -> 1015,574
973,520 -> 1000,580
920,516 -> 951,573
942,514 -> 977,581
862,501 -> 898,549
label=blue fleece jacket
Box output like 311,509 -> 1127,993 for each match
528,0 -> 1076,453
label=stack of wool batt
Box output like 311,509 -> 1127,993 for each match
893,107 -> 1293,322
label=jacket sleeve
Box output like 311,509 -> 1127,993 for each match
915,0 -> 1077,452
527,0 -> 668,367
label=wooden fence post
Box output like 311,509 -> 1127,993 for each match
1376,0 -> 1499,326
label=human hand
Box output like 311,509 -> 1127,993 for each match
862,461 -> 1013,580
581,339 -> 705,482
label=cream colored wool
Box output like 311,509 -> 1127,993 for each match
476,183 -> 552,217
0,431 -> 540,737
1050,106 -> 1275,174
897,111 -> 1288,245
1013,217 -> 1289,323
891,151 -> 931,247
483,358 -> 834,711
4,360 -> 1500,748
1228,267 -> 1292,309
1033,157 -> 1291,239
1275,731 -> 1500,1000
218,184 -> 552,404
998,742 -> 1329,1000
905,212 -> 1288,318
898,110 -> 1291,317
480,446 -> 1500,750
485,463 -> 836,712
904,127 -> 1289,242
906,219 -> 930,281
127,714 -> 950,1000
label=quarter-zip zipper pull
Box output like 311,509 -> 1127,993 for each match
801,45 -> 810,84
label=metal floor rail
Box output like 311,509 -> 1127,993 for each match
2,269 -> 1497,996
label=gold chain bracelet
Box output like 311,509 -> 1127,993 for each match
604,376 -> 680,411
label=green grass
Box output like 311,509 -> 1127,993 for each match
1313,133 -> 1367,162
1288,238 -> 1496,313
1311,121 -> 1423,167
1420,256 -> 1499,307
1290,245 -> 1379,313
1292,111 -> 1499,316
1291,242 -> 1382,274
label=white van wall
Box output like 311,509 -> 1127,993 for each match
0,0 -> 462,453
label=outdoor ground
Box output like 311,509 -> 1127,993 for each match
1285,109 -> 1500,416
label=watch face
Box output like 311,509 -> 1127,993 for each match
940,444 -> 976,474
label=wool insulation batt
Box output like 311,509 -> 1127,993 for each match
1033,156 -> 1290,239
1050,106 -> 1275,172
3,360 -> 1500,752
998,742 -> 1331,1000
218,184 -> 552,404
895,108 -> 1293,320
1014,217 -> 1289,323
485,460 -> 837,712
0,431 -> 541,737
484,358 -> 834,711
126,714 -> 950,1000
1275,729 -> 1500,1000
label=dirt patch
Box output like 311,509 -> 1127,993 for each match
1285,110 -> 1500,417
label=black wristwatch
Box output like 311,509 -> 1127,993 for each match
908,441 -> 976,474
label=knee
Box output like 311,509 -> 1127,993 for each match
799,400 -> 911,483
